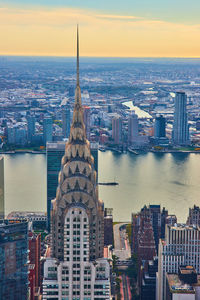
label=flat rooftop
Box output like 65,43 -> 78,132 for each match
167,274 -> 200,294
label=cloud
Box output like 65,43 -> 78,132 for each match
96,14 -> 141,21
0,6 -> 200,57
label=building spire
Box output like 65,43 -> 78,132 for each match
77,25 -> 79,87
75,25 -> 81,106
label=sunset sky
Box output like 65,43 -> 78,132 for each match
0,0 -> 200,57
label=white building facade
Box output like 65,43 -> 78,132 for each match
157,224 -> 200,300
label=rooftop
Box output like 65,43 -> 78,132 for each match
167,273 -> 200,294
7,211 -> 46,219
169,223 -> 200,230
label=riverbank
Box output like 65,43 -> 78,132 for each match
1,148 -> 200,155
0,150 -> 46,154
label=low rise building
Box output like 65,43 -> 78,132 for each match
166,266 -> 200,300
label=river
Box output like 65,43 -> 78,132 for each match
3,151 -> 200,222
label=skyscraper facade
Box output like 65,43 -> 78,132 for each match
62,105 -> 70,138
28,232 -> 41,298
43,116 -> 53,144
157,224 -> 200,300
187,205 -> 200,226
112,116 -> 122,144
46,141 -> 66,231
27,114 -> 36,143
0,156 -> 4,219
7,125 -> 15,144
0,220 -> 28,299
154,115 -> 166,138
43,29 -> 110,299
128,112 -> 139,145
172,92 -> 190,145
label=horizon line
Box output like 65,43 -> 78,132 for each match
1,54 -> 200,59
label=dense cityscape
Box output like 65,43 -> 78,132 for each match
1,57 -> 200,154
2,32 -> 200,300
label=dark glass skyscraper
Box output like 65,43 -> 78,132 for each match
43,116 -> 53,144
0,220 -> 28,299
173,92 -> 190,145
154,115 -> 166,138
27,115 -> 36,143
46,141 -> 66,231
62,105 -> 70,138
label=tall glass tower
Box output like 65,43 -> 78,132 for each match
46,141 -> 66,231
0,220 -> 28,299
27,114 -> 36,143
43,116 -> 53,144
43,28 -> 110,300
172,92 -> 190,145
62,105 -> 70,138
154,115 -> 166,138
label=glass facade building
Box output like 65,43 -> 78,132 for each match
46,141 -> 66,231
172,92 -> 190,145
62,105 -> 70,138
0,220 -> 28,300
154,115 -> 166,138
43,117 -> 53,144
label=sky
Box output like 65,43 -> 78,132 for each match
0,0 -> 200,57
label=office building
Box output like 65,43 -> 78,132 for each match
7,125 -> 15,144
27,114 -> 36,143
0,156 -> 4,219
128,112 -> 139,145
43,116 -> 53,144
131,205 -> 169,256
0,219 -> 28,299
7,211 -> 47,231
104,208 -> 113,246
157,224 -> 200,300
46,141 -> 66,231
131,206 -> 156,264
112,116 -> 122,144
62,105 -> 70,138
43,28 -> 111,299
15,127 -> 27,146
172,92 -> 190,145
154,115 -> 166,138
29,232 -> 41,299
141,257 -> 158,300
83,105 -> 91,140
187,205 -> 200,226
166,266 -> 200,300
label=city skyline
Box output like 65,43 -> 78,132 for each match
1,1 -> 200,57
